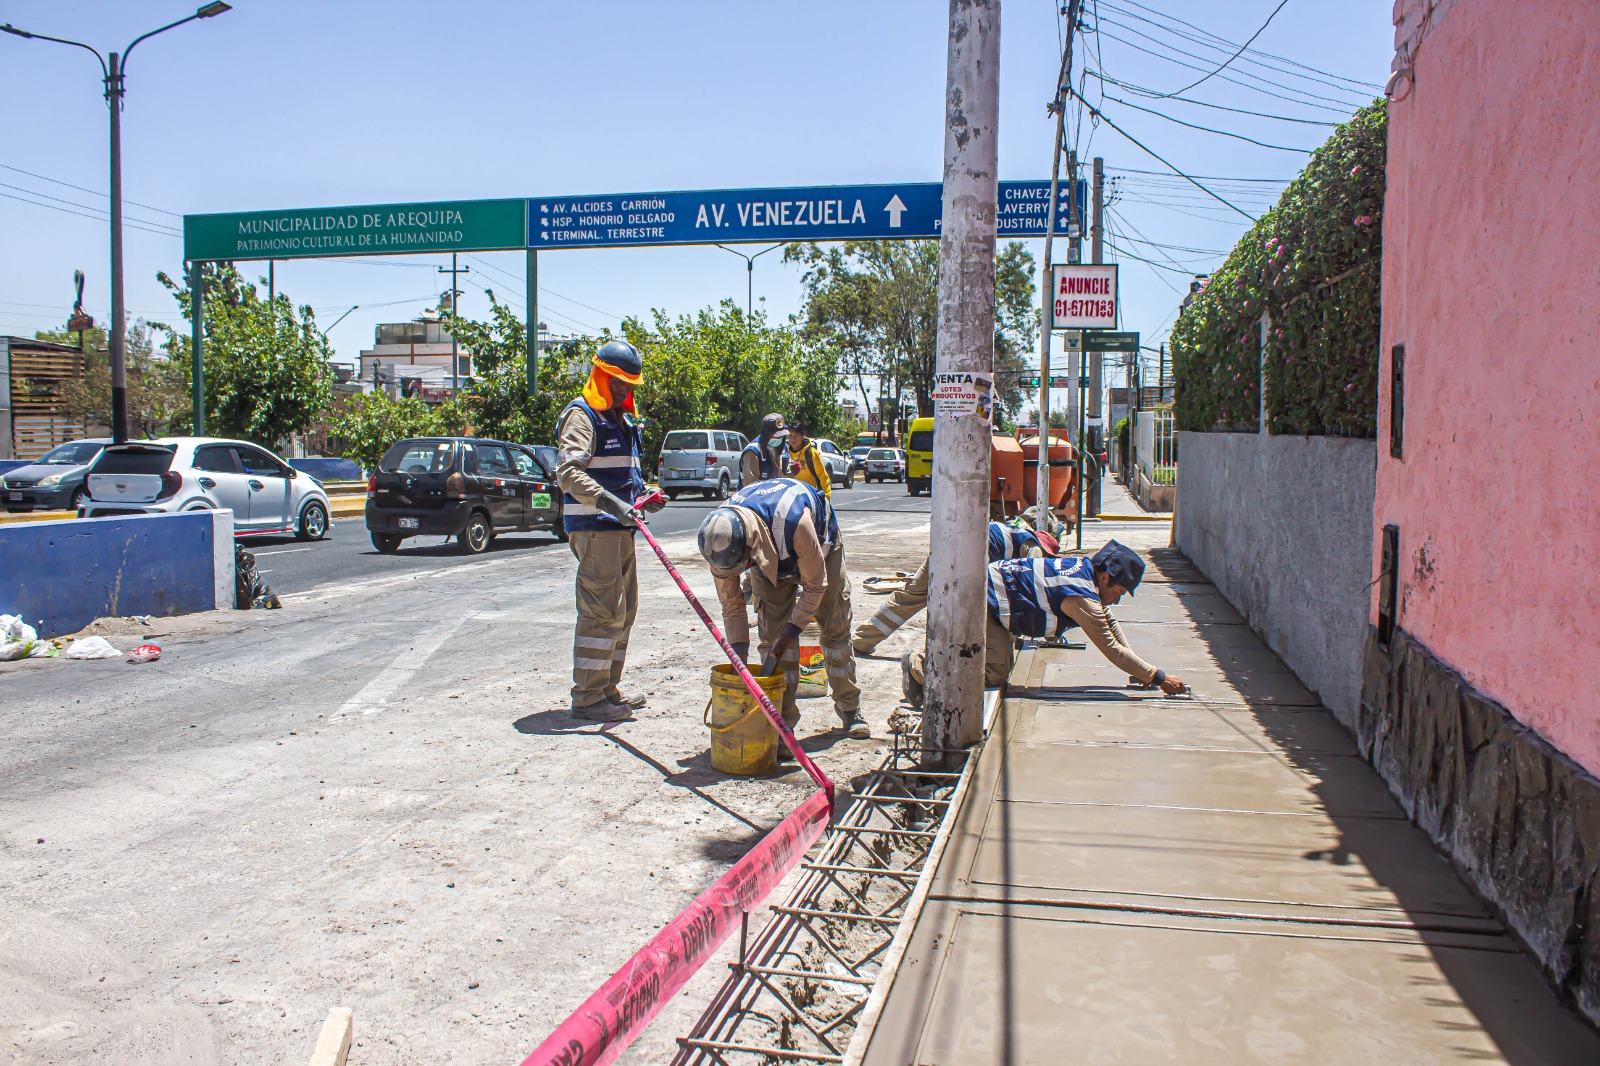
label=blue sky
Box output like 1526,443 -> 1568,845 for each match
0,0 -> 1392,398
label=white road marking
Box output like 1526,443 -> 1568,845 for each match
337,612 -> 473,715
253,547 -> 313,557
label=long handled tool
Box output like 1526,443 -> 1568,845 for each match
631,491 -> 834,805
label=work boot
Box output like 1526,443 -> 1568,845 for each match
838,711 -> 872,740
608,690 -> 649,709
852,637 -> 880,656
571,698 -> 632,722
775,743 -> 798,765
900,653 -> 924,708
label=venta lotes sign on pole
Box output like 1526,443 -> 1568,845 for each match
1048,263 -> 1118,330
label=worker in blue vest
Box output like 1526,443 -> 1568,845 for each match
555,340 -> 665,721
739,412 -> 787,488
851,521 -> 1058,655
698,478 -> 869,749
901,540 -> 1188,703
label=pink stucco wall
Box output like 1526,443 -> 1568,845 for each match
1376,0 -> 1600,773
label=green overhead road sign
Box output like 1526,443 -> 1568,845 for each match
1083,331 -> 1140,353
183,198 -> 527,262
1019,375 -> 1081,389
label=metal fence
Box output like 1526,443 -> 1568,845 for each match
1135,407 -> 1177,486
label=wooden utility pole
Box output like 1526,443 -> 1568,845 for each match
923,0 -> 1000,764
1034,0 -> 1081,526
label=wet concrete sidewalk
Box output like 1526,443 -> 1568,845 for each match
851,546 -> 1600,1064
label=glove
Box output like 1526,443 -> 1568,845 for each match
730,641 -> 750,664
641,494 -> 667,514
760,622 -> 804,677
595,490 -> 641,527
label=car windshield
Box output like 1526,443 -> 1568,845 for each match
93,445 -> 175,475
868,449 -> 897,459
909,430 -> 933,451
39,442 -> 103,465
662,431 -> 708,451
380,440 -> 456,475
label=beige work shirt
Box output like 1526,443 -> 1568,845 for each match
554,404 -> 608,507
711,504 -> 829,645
1059,597 -> 1161,684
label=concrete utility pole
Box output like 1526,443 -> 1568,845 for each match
1034,0 -> 1080,528
1087,155 -> 1104,516
923,0 -> 1000,764
438,255 -> 470,393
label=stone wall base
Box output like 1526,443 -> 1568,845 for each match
1361,626 -> 1600,1022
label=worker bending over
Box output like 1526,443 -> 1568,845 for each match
852,521 -> 1058,655
783,420 -> 832,497
555,340 -> 665,722
901,540 -> 1188,703
740,412 -> 787,487
698,478 -> 868,749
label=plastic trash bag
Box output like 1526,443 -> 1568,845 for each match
127,643 -> 161,663
0,614 -> 44,661
234,546 -> 281,610
64,636 -> 121,660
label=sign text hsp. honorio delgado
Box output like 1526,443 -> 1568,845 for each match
1049,264 -> 1119,330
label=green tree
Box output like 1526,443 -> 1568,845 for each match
42,319 -> 188,438
156,263 -> 335,447
784,239 -> 1037,421
330,390 -> 470,471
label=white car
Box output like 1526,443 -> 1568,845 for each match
84,437 -> 332,539
810,438 -> 855,489
863,447 -> 908,483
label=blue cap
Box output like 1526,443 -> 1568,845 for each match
1091,540 -> 1145,595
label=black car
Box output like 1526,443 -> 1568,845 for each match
365,437 -> 564,555
2,438 -> 110,513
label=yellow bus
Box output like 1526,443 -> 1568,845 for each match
906,416 -> 934,496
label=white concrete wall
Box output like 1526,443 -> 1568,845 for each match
1175,431 -> 1375,726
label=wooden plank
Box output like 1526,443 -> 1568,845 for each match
306,1007 -> 353,1066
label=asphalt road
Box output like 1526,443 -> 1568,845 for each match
249,483 -> 931,596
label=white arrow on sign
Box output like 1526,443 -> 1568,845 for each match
884,195 -> 907,228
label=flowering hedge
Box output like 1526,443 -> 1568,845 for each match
1171,101 -> 1386,436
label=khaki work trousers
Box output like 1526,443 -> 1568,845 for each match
569,529 -> 639,708
908,615 -> 1017,691
752,542 -> 860,729
853,556 -> 930,653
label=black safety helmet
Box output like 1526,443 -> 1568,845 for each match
596,339 -> 643,380
758,412 -> 787,442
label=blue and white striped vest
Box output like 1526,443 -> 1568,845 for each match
987,521 -> 1040,562
560,398 -> 645,533
728,478 -> 838,578
740,439 -> 777,486
986,556 -> 1101,638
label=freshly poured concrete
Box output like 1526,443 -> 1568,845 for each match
851,539 -> 1600,1065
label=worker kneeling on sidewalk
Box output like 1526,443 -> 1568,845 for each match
901,540 -> 1188,704
556,339 -> 666,722
853,521 -> 1057,655
697,478 -> 869,749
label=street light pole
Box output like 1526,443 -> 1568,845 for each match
715,244 -> 782,321
2,4 -> 232,443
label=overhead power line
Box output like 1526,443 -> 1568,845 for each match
1066,88 -> 1255,221
1106,165 -> 1290,184
0,188 -> 180,237
1088,70 -> 1337,126
1091,26 -> 1359,113
0,161 -> 182,218
1106,0 -> 1383,91
1098,93 -> 1313,152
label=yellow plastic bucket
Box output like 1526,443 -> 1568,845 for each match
706,663 -> 785,775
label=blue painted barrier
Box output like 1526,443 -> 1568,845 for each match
0,510 -> 235,637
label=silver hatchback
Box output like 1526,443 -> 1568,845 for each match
656,429 -> 748,500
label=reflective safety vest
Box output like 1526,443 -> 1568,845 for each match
741,439 -> 778,485
986,556 -> 1100,639
987,521 -> 1041,562
728,477 -> 839,578
560,398 -> 645,533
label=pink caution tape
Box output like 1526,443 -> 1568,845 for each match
521,788 -> 831,1066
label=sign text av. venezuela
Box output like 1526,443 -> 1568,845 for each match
1048,263 -> 1119,330
529,180 -> 1086,249
183,199 -> 527,262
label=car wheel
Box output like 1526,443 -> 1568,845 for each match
372,532 -> 403,554
69,487 -> 86,512
716,474 -> 730,500
844,467 -> 855,489
553,502 -> 569,542
458,512 -> 492,555
665,489 -> 681,501
296,500 -> 329,541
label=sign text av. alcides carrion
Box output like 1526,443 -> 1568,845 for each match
183,199 -> 526,262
